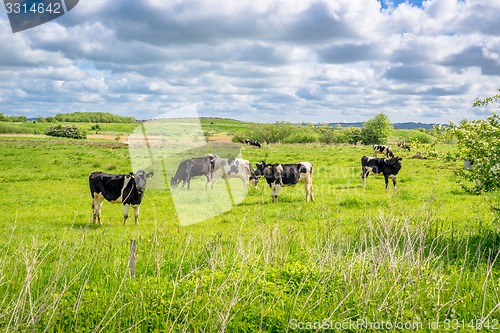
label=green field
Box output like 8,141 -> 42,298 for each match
1,132 -> 499,332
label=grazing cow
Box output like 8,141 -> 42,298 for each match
255,161 -> 314,202
210,158 -> 259,190
361,156 -> 402,190
89,170 -> 154,225
170,154 -> 218,189
397,141 -> 411,151
373,144 -> 394,158
245,139 -> 261,148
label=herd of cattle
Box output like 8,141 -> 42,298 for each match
88,141 -> 410,225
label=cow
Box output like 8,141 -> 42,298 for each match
361,156 -> 402,190
255,161 -> 314,202
209,158 -> 259,190
397,141 -> 411,151
170,154 -> 218,190
89,170 -> 154,225
373,144 -> 394,158
245,139 -> 261,148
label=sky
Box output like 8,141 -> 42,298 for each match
1,0 -> 500,124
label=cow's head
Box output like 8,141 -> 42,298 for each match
249,174 -> 260,187
255,161 -> 267,177
133,170 -> 154,193
386,157 -> 402,172
170,177 -> 180,188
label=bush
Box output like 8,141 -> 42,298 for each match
344,127 -> 362,144
361,113 -> 393,145
45,125 -> 87,139
283,130 -> 318,143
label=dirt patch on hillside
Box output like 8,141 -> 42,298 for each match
207,135 -> 232,142
87,134 -> 129,143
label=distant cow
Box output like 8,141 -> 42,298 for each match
245,139 -> 261,148
170,154 -> 218,190
411,151 -> 426,159
361,156 -> 402,190
397,141 -> 411,151
210,158 -> 259,189
89,170 -> 154,225
373,145 -> 394,158
255,161 -> 314,202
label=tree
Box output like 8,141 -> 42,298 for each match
361,113 -> 393,145
473,88 -> 500,107
443,89 -> 500,194
447,114 -> 500,193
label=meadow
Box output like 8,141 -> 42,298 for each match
0,131 -> 499,332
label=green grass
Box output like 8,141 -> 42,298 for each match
0,136 -> 499,332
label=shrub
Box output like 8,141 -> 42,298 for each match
344,127 -> 362,144
45,124 -> 87,139
361,113 -> 393,144
283,130 -> 318,143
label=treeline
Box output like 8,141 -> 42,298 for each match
232,122 -> 363,144
0,112 -> 136,123
53,112 -> 136,123
233,114 -> 435,145
232,114 -> 392,145
0,113 -> 27,122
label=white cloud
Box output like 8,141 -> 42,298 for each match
0,0 -> 499,123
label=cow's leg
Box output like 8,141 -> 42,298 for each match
271,182 -> 281,203
361,167 -> 368,188
384,175 -> 389,191
305,181 -> 314,202
132,205 -> 140,224
123,204 -> 130,225
205,174 -> 211,189
241,175 -> 248,189
390,175 -> 397,189
210,175 -> 219,190
92,193 -> 104,225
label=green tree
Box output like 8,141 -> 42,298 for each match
446,114 -> 500,193
361,113 -> 393,145
441,89 -> 500,194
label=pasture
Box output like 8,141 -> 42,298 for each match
0,135 -> 499,332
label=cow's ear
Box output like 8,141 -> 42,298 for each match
128,172 -> 134,178
147,171 -> 155,178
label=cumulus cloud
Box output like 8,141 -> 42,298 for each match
0,0 -> 499,123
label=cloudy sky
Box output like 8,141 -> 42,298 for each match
1,0 -> 500,124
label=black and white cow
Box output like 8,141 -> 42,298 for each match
361,156 -> 402,190
170,154 -> 217,190
397,141 -> 411,151
89,170 -> 154,225
245,139 -> 261,148
255,161 -> 314,202
209,158 -> 259,190
373,144 -> 395,158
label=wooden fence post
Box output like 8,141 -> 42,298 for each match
129,239 -> 137,278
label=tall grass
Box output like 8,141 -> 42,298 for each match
1,212 -> 500,331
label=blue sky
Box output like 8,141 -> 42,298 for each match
0,0 -> 499,124
380,0 -> 424,9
